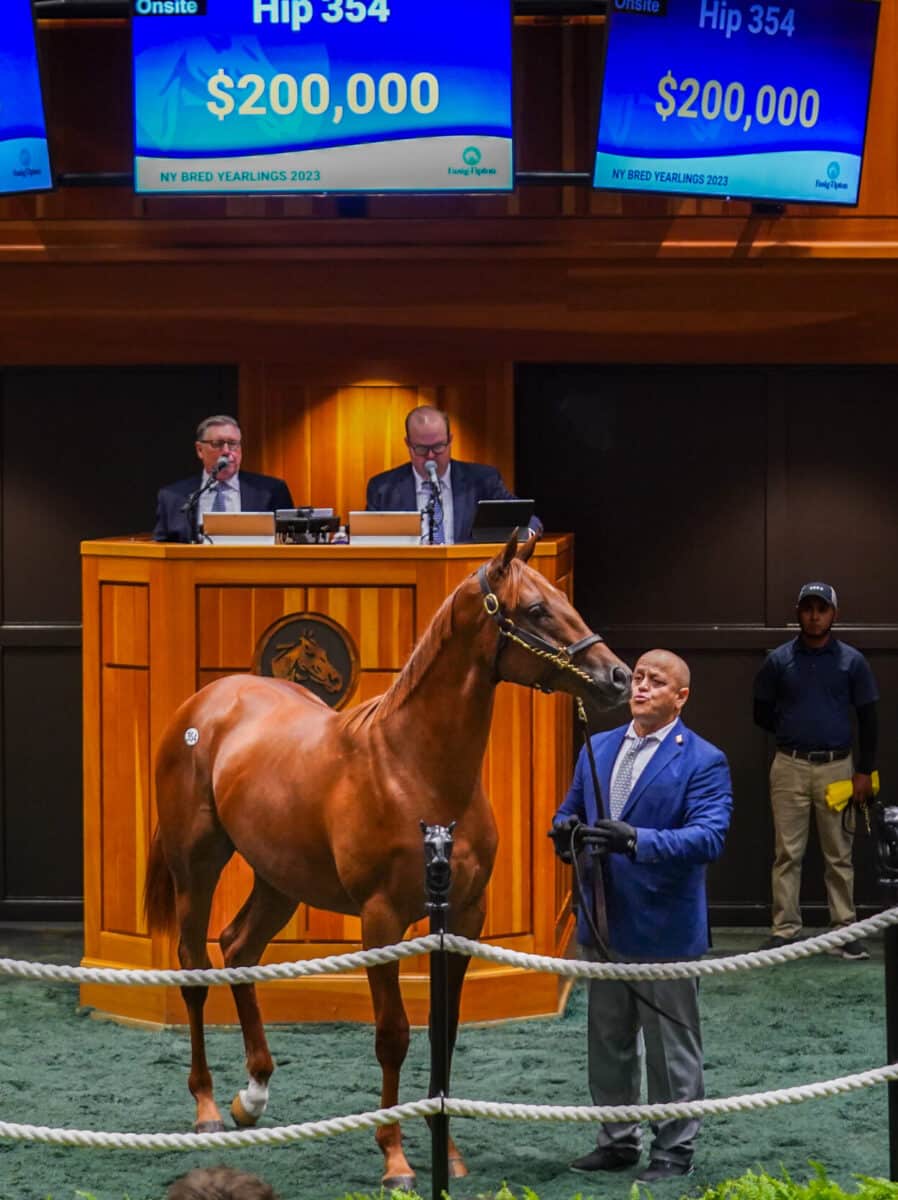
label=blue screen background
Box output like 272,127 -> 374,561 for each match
133,0 -> 512,157
0,0 -> 52,194
594,0 -> 880,203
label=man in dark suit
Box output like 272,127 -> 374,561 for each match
551,650 -> 732,1183
153,414 -> 294,543
365,405 -> 541,543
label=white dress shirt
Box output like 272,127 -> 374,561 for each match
198,471 -> 241,525
414,462 -> 454,545
609,717 -> 679,797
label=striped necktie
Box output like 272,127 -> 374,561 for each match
212,482 -> 228,512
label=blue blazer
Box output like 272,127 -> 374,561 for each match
365,460 -> 542,544
554,719 -> 732,960
153,471 -> 294,543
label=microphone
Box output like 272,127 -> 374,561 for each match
425,460 -> 439,487
211,454 -> 230,476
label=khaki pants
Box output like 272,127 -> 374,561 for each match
769,750 -> 856,938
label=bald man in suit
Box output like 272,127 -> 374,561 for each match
552,650 -> 732,1183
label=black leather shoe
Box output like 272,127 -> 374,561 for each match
637,1159 -> 694,1182
570,1146 -> 639,1172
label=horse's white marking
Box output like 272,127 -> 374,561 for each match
184,728 -> 200,747
239,1077 -> 269,1119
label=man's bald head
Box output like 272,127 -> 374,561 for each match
637,650 -> 691,689
405,406 -> 453,479
629,649 -> 691,734
405,405 -> 450,441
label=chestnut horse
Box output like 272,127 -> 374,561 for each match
144,535 -> 630,1188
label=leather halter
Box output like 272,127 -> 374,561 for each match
477,563 -> 603,693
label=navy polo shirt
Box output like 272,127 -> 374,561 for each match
753,637 -> 879,752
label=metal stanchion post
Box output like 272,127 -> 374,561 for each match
885,921 -> 898,1182
422,821 -> 455,1200
875,804 -> 898,1182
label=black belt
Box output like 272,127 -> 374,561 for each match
782,748 -> 851,763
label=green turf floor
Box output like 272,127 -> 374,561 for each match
0,925 -> 891,1200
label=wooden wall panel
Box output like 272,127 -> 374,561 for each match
239,366 -> 517,522
100,666 -> 150,935
197,587 -> 305,671
197,585 -> 414,673
99,583 -> 150,935
101,584 -> 148,667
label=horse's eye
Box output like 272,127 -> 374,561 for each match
527,603 -> 547,621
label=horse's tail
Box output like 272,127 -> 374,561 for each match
143,830 -> 176,934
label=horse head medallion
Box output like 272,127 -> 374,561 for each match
252,612 -> 359,709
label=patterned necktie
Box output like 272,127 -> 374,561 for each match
430,482 -> 445,544
212,482 -> 228,512
609,736 -> 647,820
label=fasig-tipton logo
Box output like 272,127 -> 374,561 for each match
610,0 -> 668,14
132,0 -> 207,14
448,145 -> 497,179
815,161 -> 848,194
12,148 -> 41,181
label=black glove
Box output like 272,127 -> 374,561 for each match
579,819 -> 638,859
548,816 -> 582,864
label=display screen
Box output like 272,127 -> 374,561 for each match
0,0 -> 52,195
132,0 -> 513,194
593,0 -> 880,206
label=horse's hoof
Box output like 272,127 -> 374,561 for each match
449,1155 -> 469,1179
231,1094 -> 259,1128
193,1119 -> 226,1133
382,1175 -> 416,1192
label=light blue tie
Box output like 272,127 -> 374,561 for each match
212,482 -> 228,512
609,736 -> 647,820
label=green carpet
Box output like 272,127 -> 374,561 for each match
0,926 -> 891,1200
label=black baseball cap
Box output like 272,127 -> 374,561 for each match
797,582 -> 838,608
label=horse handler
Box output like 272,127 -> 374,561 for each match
550,650 -> 733,1182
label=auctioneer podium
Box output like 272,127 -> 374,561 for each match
80,536 -> 577,1025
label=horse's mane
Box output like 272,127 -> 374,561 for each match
338,557 -> 529,734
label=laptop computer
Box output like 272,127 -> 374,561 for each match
470,499 -> 535,543
202,511 -> 276,545
348,511 -> 421,545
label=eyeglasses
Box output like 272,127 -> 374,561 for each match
199,439 -> 242,450
409,441 -> 449,457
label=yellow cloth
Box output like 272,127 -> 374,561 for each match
825,770 -> 880,812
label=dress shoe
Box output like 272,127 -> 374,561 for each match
637,1159 -> 694,1183
570,1146 -> 639,1172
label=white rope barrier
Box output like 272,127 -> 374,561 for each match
446,907 -> 898,980
0,908 -> 894,1150
0,1100 -> 442,1150
4,907 -> 897,986
0,936 -> 440,987
0,1064 -> 896,1150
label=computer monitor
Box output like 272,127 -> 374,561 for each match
1,0 -> 53,196
592,0 -> 880,207
470,499 -> 535,544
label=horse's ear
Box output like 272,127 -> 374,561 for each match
486,531 -> 520,583
516,532 -> 538,563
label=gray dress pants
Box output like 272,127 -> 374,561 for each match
584,953 -> 704,1168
